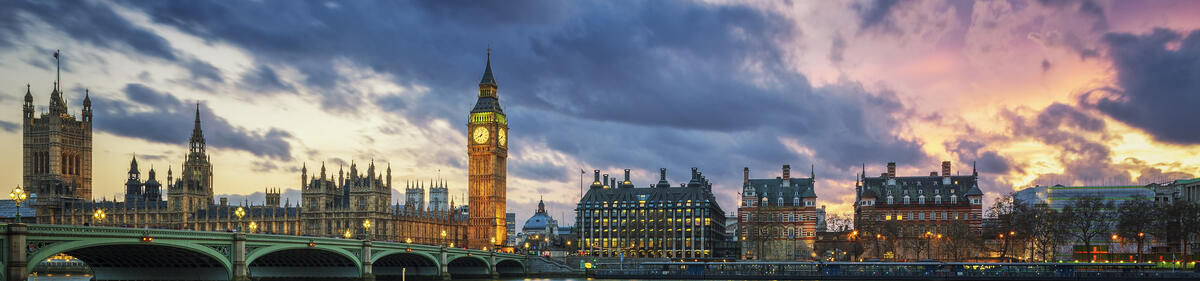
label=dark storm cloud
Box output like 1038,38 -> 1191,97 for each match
185,59 -> 223,83
251,161 -> 278,172
238,65 -> 294,94
1082,28 -> 1200,145
945,139 -> 1016,175
0,1 -> 176,61
510,160 -> 568,182
117,0 -> 931,211
853,0 -> 905,33
91,83 -> 295,160
0,120 -> 18,133
998,103 -> 1136,185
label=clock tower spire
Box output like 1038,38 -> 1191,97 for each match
467,48 -> 508,248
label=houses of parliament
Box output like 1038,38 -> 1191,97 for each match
18,52 -> 510,248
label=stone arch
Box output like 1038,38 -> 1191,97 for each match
27,238 -> 232,280
247,245 -> 360,279
372,251 -> 440,278
495,259 -> 525,276
446,255 -> 490,278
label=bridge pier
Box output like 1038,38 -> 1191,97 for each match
233,233 -> 248,281
360,240 -> 375,281
490,252 -> 499,279
6,224 -> 26,281
439,247 -> 450,280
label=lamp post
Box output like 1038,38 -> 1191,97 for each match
344,229 -> 353,239
1111,234 -> 1119,262
248,221 -> 258,233
440,229 -> 447,247
491,237 -> 497,252
362,219 -> 372,240
234,206 -> 246,232
92,209 -> 106,226
10,186 -> 28,223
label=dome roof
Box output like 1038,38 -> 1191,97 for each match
522,212 -> 555,231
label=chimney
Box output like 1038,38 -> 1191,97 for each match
220,197 -> 228,206
942,161 -> 951,177
743,167 -> 750,184
594,170 -> 601,183
887,162 -> 896,179
782,165 -> 791,180
624,169 -> 631,183
660,168 -> 667,181
602,174 -> 609,188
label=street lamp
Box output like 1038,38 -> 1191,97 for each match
9,186 -> 28,223
92,209 -> 106,226
343,229 -> 353,239
248,221 -> 258,233
362,219 -> 372,240
234,206 -> 246,232
440,229 -> 447,247
405,237 -> 412,244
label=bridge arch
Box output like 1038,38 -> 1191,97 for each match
247,245 -> 361,279
27,238 -> 232,280
372,250 -> 440,278
446,255 -> 490,278
495,258 -> 526,276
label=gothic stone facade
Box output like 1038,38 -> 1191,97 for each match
23,83 -> 92,204
467,52 -> 509,248
25,55 -> 509,248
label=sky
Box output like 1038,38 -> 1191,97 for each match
1,0 -> 1199,226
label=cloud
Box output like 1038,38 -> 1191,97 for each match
1081,28 -> 1200,145
1041,59 -> 1052,73
238,65 -> 294,94
111,0 -> 935,216
830,34 -> 847,65
0,120 -> 18,133
853,0 -> 906,34
251,161 -> 278,172
0,1 -> 177,61
90,83 -> 296,160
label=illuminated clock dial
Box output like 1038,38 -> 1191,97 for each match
498,130 -> 507,146
473,126 -> 490,144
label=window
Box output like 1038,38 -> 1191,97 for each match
951,195 -> 958,204
887,196 -> 894,204
919,195 -> 926,204
919,212 -> 925,220
935,195 -> 942,204
903,195 -> 910,204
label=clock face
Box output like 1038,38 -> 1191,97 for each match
498,130 -> 507,146
472,126 -> 490,144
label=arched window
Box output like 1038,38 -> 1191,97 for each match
903,195 -> 910,204
918,195 -> 926,204
887,195 -> 894,205
935,195 -> 942,204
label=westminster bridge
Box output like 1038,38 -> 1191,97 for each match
0,223 -> 526,280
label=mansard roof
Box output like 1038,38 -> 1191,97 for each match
860,174 -> 979,201
747,177 -> 817,200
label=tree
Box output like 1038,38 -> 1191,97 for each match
1154,200 -> 1200,268
1061,196 -> 1114,261
1116,196 -> 1155,262
1029,205 -> 1067,262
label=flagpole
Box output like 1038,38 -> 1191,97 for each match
55,50 -> 60,91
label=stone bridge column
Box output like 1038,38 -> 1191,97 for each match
439,247 -> 450,280
489,252 -> 498,278
360,240 -> 374,281
233,233 -> 248,281
6,224 -> 27,281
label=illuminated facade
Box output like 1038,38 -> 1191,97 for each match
853,161 -> 984,258
575,168 -> 727,259
23,81 -> 93,207
467,51 -> 509,249
738,165 -> 824,260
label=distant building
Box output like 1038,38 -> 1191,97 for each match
575,168 -> 727,259
853,161 -> 984,260
506,212 -> 517,245
738,165 -> 822,260
520,198 -> 559,251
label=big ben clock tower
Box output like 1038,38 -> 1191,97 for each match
467,50 -> 508,248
